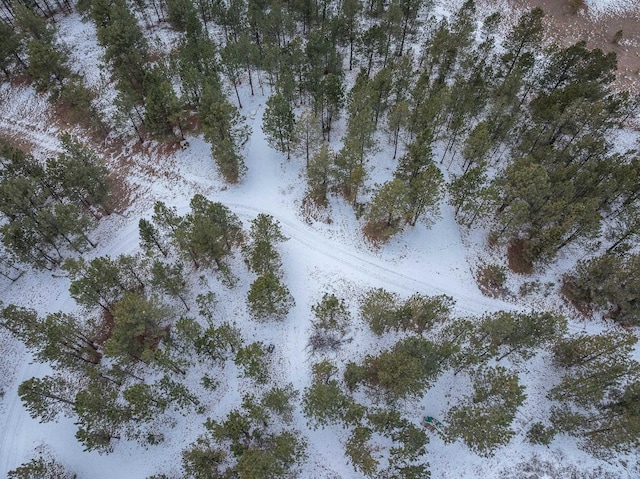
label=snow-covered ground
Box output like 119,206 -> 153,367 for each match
1,1 -> 639,478
585,0 -> 639,17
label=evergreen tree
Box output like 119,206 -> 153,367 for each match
8,453 -> 75,479
308,293 -> 351,353
333,71 -> 377,204
73,374 -> 131,452
550,331 -> 638,407
563,253 -> 640,326
18,374 -> 76,422
345,426 -> 378,476
448,163 -> 498,229
499,7 -> 544,80
243,213 -> 286,275
150,259 -> 189,310
464,311 -> 567,366
91,0 -> 149,105
294,110 -> 323,167
305,143 -> 334,206
262,91 -> 297,160
360,287 -> 398,335
189,392 -> 307,477
364,178 -> 410,242
104,292 -> 171,366
139,218 -> 169,257
303,360 -> 365,428
173,25 -> 219,107
235,341 -> 269,383
199,82 -> 250,183
63,256 -> 131,313
182,195 -> 243,274
0,305 -> 101,371
446,366 -> 525,456
550,332 -> 640,453
46,134 -> 110,216
0,23 -> 26,78
247,272 -> 294,321
143,65 -> 185,139
351,336 -> 446,402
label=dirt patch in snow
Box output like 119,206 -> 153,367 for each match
507,0 -> 640,93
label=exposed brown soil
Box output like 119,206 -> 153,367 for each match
507,238 -> 534,274
506,0 -> 640,93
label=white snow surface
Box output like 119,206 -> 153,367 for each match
0,3 -> 639,479
584,0 -> 640,17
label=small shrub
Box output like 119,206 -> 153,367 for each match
613,29 -> 624,44
527,422 -> 556,446
363,221 -> 398,245
568,0 -> 587,14
476,263 -> 507,298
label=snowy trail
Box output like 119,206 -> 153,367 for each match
225,202 -> 516,316
0,358 -> 38,475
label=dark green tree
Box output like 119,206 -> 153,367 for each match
247,272 -> 294,321
563,253 -> 640,326
103,292 -> 171,366
150,260 -> 189,310
199,82 -> 249,183
445,366 -> 525,456
235,341 -> 269,383
308,293 -> 351,353
262,91 -> 297,159
8,453 -> 75,479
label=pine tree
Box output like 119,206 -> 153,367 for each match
63,256 -> 131,313
345,426 -> 378,477
500,7 -> 544,80
303,360 -> 364,428
243,213 -> 286,275
305,143 -> 334,206
138,218 -> 169,256
150,260 -> 189,310
73,375 -> 131,452
1,305 -> 101,371
8,453 -> 75,479
549,332 -> 640,453
445,366 -> 525,456
0,23 -> 26,78
0,142 -> 100,267
92,0 -> 149,105
104,292 -> 171,365
263,91 -> 297,160
294,110 -> 323,167
400,162 -> 444,227
364,179 -> 409,242
173,26 -> 219,107
563,253 -> 640,326
199,82 -> 250,183
46,134 -> 110,216
355,337 -> 446,402
448,163 -> 498,229
247,272 -> 294,321
183,195 -> 243,274
466,310 -> 567,364
143,65 -> 185,139
550,331 -> 638,407
308,293 -> 351,353
17,374 -> 76,422
235,341 -> 269,383
360,288 -> 398,335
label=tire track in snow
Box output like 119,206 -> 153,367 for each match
225,202 -> 517,316
0,358 -> 36,476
